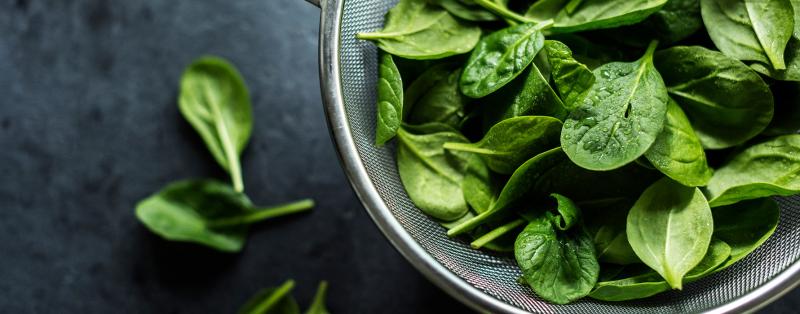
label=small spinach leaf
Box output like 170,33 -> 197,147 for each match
305,281 -> 330,314
396,126 -> 472,221
515,198 -> 598,304
179,56 -> 252,192
356,0 -> 482,60
561,41 -> 668,171
711,198 -> 779,271
704,135 -> 800,207
239,280 -> 299,314
627,178 -> 714,289
462,155 -> 502,214
654,46 -> 774,149
375,53 -> 404,146
135,180 -> 314,252
444,116 -> 562,174
544,40 -> 595,110
460,22 -> 549,98
644,99 -> 713,187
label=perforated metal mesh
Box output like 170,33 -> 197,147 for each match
336,1 -> 800,312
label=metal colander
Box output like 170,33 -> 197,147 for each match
310,0 -> 800,312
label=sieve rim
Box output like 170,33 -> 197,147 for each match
314,0 -> 800,312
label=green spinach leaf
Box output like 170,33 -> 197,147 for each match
429,0 -> 498,21
375,53 -> 404,146
396,125 -> 472,221
305,281 -> 330,314
544,40 -> 595,110
135,180 -> 314,252
711,198 -> 779,271
561,41 -> 668,171
179,56 -> 252,192
460,22 -> 549,98
356,0 -> 482,60
583,198 -> 640,265
627,178 -> 714,289
644,99 -> 713,187
515,196 -> 598,304
407,67 -> 468,128
239,280 -> 299,314
462,155 -> 502,214
654,46 -> 774,149
444,116 -> 562,174
705,135 -> 800,207
480,62 -> 568,129
526,0 -> 669,33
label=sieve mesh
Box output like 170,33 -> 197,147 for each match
335,1 -> 800,312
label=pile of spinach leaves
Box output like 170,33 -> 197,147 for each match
359,0 -> 798,304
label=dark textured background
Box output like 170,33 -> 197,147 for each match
0,0 -> 795,313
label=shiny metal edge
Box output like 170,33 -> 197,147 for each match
314,1 -> 800,314
316,0 -> 525,313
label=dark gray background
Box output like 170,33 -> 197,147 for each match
0,0 -> 795,313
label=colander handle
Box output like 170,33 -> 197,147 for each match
303,0 -> 320,7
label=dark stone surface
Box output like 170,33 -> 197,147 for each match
0,0 -> 795,313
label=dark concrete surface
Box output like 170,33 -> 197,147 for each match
0,0 -> 796,313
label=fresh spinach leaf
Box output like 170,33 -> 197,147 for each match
515,196 -> 599,304
543,40 -> 595,110
752,1 -> 800,81
701,0 -> 794,69
356,0 -> 482,60
448,147 -> 565,236
627,178 -> 714,289
239,280 -> 299,314
396,125 -> 472,221
644,99 -> 713,187
589,238 -> 731,301
561,41 -> 668,171
462,155 -> 502,214
712,198 -> 779,271
654,46 -> 774,149
407,67 -> 468,128
375,53 -> 404,146
444,116 -> 562,174
526,0 -> 669,34
305,281 -> 330,314
460,22 -> 549,98
179,56 -> 252,192
135,180 -> 314,252
705,135 -> 800,207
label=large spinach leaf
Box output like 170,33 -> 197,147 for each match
561,41 -> 668,171
406,67 -> 468,128
356,0 -> 482,60
526,0 -> 669,33
544,40 -> 595,110
752,1 -> 800,81
444,116 -> 562,174
711,198 -> 779,271
396,125 -> 472,221
460,22 -> 549,98
654,46 -> 774,149
375,53 -> 404,146
627,178 -> 714,289
179,56 -> 252,192
701,0 -> 794,69
515,195 -> 598,304
644,99 -> 713,187
135,180 -> 314,252
705,135 -> 800,207
589,238 -> 731,301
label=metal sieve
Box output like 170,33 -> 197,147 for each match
304,0 -> 800,312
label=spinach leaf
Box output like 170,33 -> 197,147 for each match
701,0 -> 794,69
403,63 -> 452,118
548,34 -> 625,69
589,238 -> 731,301
396,125 -> 472,221
460,22 -> 549,98
444,116 -> 562,174
135,180 -> 314,252
515,196 -> 599,304
607,0 -> 703,46
462,155 -> 502,214
543,40 -> 595,110
705,135 -> 800,207
534,158 -> 660,204
752,2 -> 800,81
179,56 -> 252,192
644,99 -> 713,187
583,198 -> 640,265
356,0 -> 482,60
448,147 -> 565,236
305,281 -> 330,314
480,62 -> 568,130
561,41 -> 668,171
429,0 -> 498,21
526,0 -> 669,34
627,178 -> 714,289
375,53 -> 404,146
239,280 -> 300,314
654,46 -> 774,149
407,67 -> 468,128
711,198 -> 779,271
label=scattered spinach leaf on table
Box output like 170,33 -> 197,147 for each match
240,280 -> 331,314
